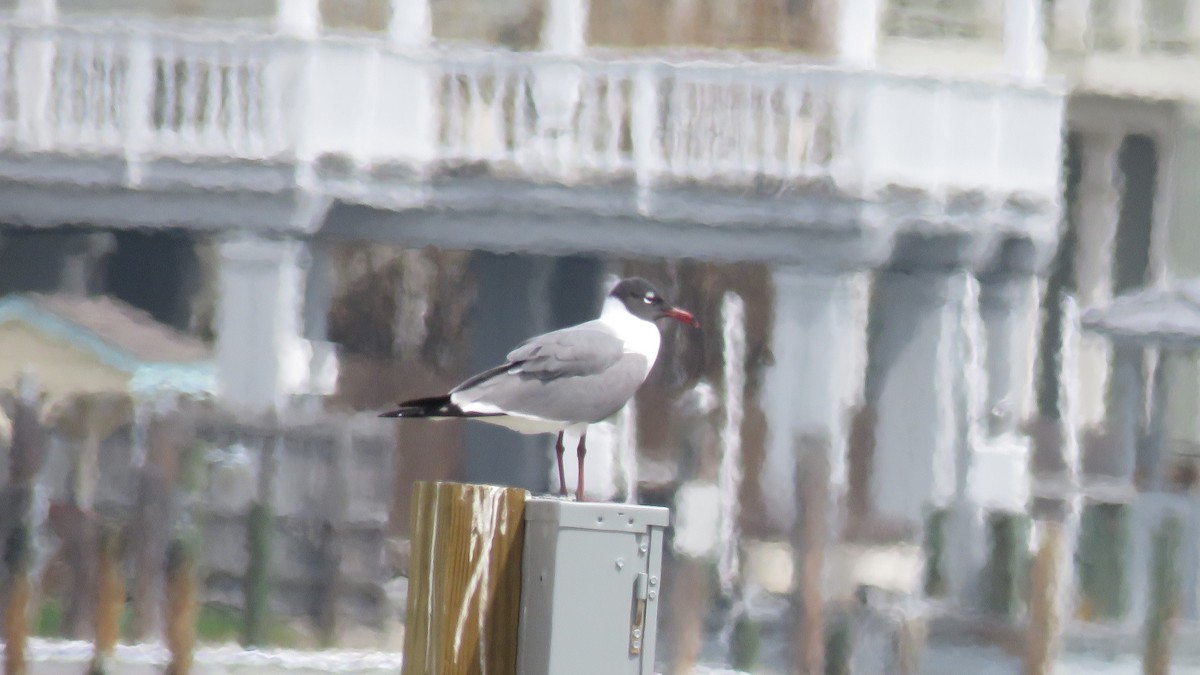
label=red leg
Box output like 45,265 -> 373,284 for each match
575,431 -> 587,502
555,431 -> 567,497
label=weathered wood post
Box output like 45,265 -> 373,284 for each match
983,511 -> 1030,618
1076,500 -> 1130,620
402,481 -> 528,675
314,423 -> 352,646
1143,514 -> 1182,675
243,417 -> 278,647
88,523 -> 126,675
3,373 -> 45,675
792,434 -> 830,675
165,539 -> 198,675
127,401 -> 181,640
1024,520 -> 1065,675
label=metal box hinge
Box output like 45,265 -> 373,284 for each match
629,571 -> 648,655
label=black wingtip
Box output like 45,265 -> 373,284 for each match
379,395 -> 456,419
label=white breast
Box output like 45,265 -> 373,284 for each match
598,296 -> 662,376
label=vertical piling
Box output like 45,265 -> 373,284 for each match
1143,515 -> 1181,675
314,425 -> 352,646
243,425 -> 277,647
984,511 -> 1030,618
165,540 -> 198,675
1076,501 -> 1130,621
792,434 -> 830,675
402,481 -> 527,675
128,404 -> 180,640
88,524 -> 126,675
1024,521 -> 1064,675
3,373 -> 45,675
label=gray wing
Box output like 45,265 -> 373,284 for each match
449,323 -> 647,424
503,323 -> 624,379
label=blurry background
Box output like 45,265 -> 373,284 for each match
0,0 -> 1198,672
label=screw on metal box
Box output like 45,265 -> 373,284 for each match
630,572 -> 648,655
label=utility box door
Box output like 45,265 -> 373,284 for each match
517,499 -> 670,675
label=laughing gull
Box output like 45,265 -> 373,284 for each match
381,277 -> 699,500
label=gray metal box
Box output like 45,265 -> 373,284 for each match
517,499 -> 670,675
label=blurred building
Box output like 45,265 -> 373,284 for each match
0,292 -> 215,399
0,0 -> 1197,656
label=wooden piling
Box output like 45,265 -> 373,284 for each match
1024,521 -> 1064,675
1076,501 -> 1129,621
1143,515 -> 1181,675
984,511 -> 1030,619
923,509 -> 949,598
88,524 -> 126,675
165,539 -> 198,675
3,374 -> 45,675
242,500 -> 273,646
402,482 -> 528,675
792,434 -> 830,675
128,406 -> 182,640
3,569 -> 31,675
243,426 -> 278,647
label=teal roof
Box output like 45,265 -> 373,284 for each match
0,293 -> 216,397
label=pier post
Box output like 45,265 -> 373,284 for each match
402,482 -> 528,675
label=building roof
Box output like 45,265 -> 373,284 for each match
0,293 -> 215,397
21,293 -> 210,362
1081,280 -> 1200,347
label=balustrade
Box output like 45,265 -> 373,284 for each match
0,16 -> 1061,204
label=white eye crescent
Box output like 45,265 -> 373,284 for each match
643,292 -> 656,304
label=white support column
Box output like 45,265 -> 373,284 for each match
1113,0 -> 1145,53
532,0 -> 590,168
1186,0 -> 1200,51
361,0 -> 435,167
123,35 -> 155,185
215,237 -> 310,413
1004,0 -> 1047,81
980,264 -> 1041,438
13,17 -> 55,151
836,0 -> 881,67
17,0 -> 55,22
867,269 -> 962,532
388,0 -> 431,46
762,268 -> 868,530
1072,132 -> 1123,433
542,0 -> 589,54
982,0 -> 1008,40
1051,0 -> 1093,51
60,232 -> 115,296
270,0 -> 320,185
630,67 -> 662,205
276,0 -> 320,37
946,257 -> 1040,609
967,267 -> 1039,508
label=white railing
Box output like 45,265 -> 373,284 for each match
0,18 -> 1064,203
2,20 -> 290,160
1050,0 -> 1200,54
883,0 -> 1006,41
427,52 -> 842,185
883,0 -> 1200,56
432,56 -> 640,176
147,34 -> 284,158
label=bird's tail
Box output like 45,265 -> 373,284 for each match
378,395 -> 461,419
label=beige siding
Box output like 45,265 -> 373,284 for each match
588,0 -> 835,53
0,322 -> 131,397
57,0 -> 274,20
